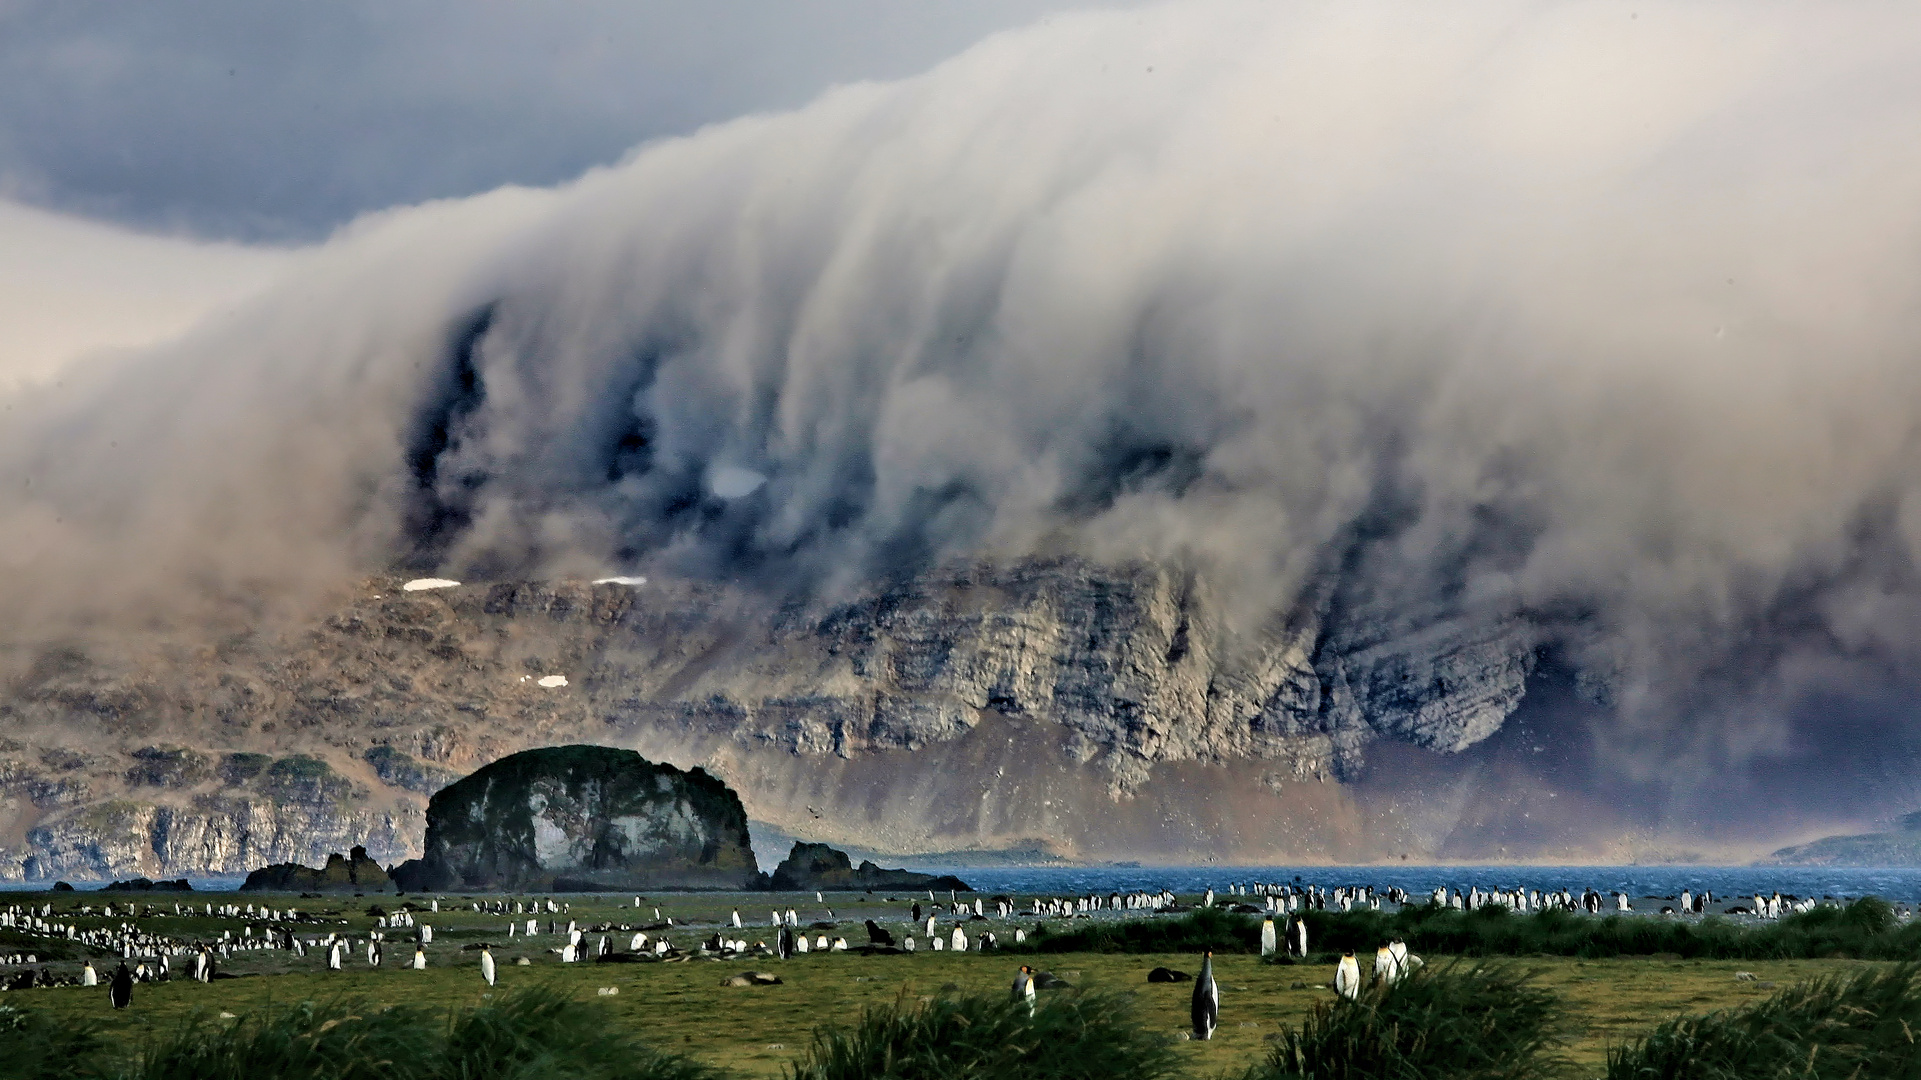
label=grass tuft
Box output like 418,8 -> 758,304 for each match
786,985 -> 1182,1080
0,1001 -> 113,1080
1250,961 -> 1564,1080
1604,962 -> 1921,1080
120,985 -> 722,1080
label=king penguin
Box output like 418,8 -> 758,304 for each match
480,946 -> 496,987
1191,951 -> 1219,1040
1335,953 -> 1361,1000
1372,944 -> 1397,985
81,962 -> 98,987
412,945 -> 427,970
777,925 -> 795,960
1294,917 -> 1308,959
108,962 -> 133,1010
1260,918 -> 1277,958
1012,964 -> 1037,1016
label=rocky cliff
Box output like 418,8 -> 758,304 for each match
0,558 -> 1541,878
391,745 -> 758,891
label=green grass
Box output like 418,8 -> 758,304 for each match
1249,962 -> 1564,1080
786,986 -> 1182,1080
1605,962 -> 1921,1080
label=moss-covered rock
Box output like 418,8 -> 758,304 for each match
769,841 -> 971,892
390,745 -> 760,892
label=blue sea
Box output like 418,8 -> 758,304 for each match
11,866 -> 1921,901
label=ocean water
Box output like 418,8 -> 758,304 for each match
8,865 -> 1920,901
934,865 -> 1921,904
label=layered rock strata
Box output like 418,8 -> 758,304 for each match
0,558 -> 1540,878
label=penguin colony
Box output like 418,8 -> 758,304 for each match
0,879 -> 1879,1004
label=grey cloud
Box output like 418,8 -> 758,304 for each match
0,0 -> 1149,240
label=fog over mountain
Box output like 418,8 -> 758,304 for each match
5,0 -> 1921,865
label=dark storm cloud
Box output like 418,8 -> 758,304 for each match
0,0 -> 1147,240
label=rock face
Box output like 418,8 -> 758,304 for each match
769,842 -> 971,893
0,558 -> 1546,877
390,745 -> 759,892
241,844 -> 393,893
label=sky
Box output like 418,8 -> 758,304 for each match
0,0 -> 1144,380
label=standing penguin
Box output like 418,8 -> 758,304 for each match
108,962 -> 133,1010
777,925 -> 795,960
480,947 -> 496,987
1191,952 -> 1219,1040
1372,945 -> 1397,985
81,962 -> 98,987
951,926 -> 968,953
412,946 -> 427,970
1260,918 -> 1277,958
367,941 -> 381,967
1334,953 -> 1361,1000
1012,964 -> 1036,1016
327,942 -> 342,972
1387,939 -> 1409,979
1293,917 -> 1309,959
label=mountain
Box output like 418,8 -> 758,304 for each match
0,558 -> 1537,880
1763,813 -> 1921,866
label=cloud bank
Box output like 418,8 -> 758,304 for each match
7,0 -> 1921,803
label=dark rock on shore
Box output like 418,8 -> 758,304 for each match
103,877 -> 193,891
768,842 -> 970,892
390,745 -> 760,892
241,844 -> 392,892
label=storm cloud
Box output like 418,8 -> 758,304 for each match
6,0 -> 1921,810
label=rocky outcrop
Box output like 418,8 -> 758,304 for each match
390,745 -> 759,892
768,842 -> 970,893
103,877 -> 192,891
241,844 -> 393,892
0,558 -> 1546,876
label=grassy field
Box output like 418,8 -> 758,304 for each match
13,948 -> 1890,1075
0,889 -> 1908,1077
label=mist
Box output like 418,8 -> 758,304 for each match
6,0 -> 1921,826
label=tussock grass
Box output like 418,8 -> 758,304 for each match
1605,962 -> 1921,1080
1250,962 -> 1564,1080
786,986 -> 1181,1080
1299,896 -> 1921,962
121,986 -> 721,1080
0,1001 -> 113,1080
1025,906 -> 1260,954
